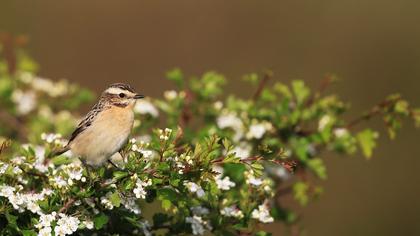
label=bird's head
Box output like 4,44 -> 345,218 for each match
102,83 -> 144,108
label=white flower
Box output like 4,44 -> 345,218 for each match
41,133 -> 62,144
31,77 -> 54,93
159,135 -> 169,141
11,90 -> 37,115
139,220 -> 152,236
52,176 -> 68,188
27,201 -> 42,213
122,196 -> 141,214
63,164 -> 83,181
38,226 -> 52,236
164,90 -> 178,100
191,206 -> 209,216
333,128 -> 349,138
0,185 -> 16,198
100,192 -> 115,210
246,123 -> 268,139
36,213 -> 56,229
55,214 -> 80,235
212,165 -> 224,178
251,203 -> 274,223
83,220 -> 94,230
318,115 -> 332,131
11,156 -> 26,165
54,225 -> 66,236
0,163 -> 9,174
134,100 -> 159,117
41,188 -> 53,196
217,113 -> 242,129
245,172 -> 263,186
213,101 -> 223,110
231,142 -> 251,160
133,178 -> 152,199
12,166 -> 23,174
186,215 -> 212,235
217,113 -> 244,141
216,176 -> 236,190
184,182 -> 205,198
0,186 -> 49,215
221,205 -> 244,219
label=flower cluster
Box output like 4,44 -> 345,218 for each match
36,212 -> 80,236
0,45 -> 419,236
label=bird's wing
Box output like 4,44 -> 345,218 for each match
68,100 -> 108,144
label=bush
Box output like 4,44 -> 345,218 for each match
0,35 -> 419,236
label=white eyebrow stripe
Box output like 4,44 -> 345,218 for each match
105,87 -> 127,95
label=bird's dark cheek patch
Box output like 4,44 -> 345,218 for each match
113,102 -> 129,108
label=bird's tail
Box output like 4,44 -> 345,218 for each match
48,146 -> 70,158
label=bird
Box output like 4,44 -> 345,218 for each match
52,83 -> 144,167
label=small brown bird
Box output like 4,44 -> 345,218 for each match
54,83 -> 144,166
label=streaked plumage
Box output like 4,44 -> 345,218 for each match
59,83 -> 144,166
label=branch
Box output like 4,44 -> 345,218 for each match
59,198 -> 76,213
305,74 -> 335,107
252,71 -> 272,101
21,168 -> 49,180
346,96 -> 402,129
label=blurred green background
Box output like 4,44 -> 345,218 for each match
1,1 -> 419,235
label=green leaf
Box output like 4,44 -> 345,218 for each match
21,230 -> 37,236
166,68 -> 184,88
273,82 -> 292,98
113,171 -> 129,180
158,162 -> 170,172
307,158 -> 327,180
0,77 -> 13,99
291,80 -> 310,105
394,100 -> 409,115
224,163 -> 246,183
51,155 -> 72,165
94,213 -> 109,230
251,162 -> 264,177
109,192 -> 121,207
356,129 -> 378,159
293,181 -> 309,206
161,199 -> 171,211
256,231 -> 272,236
243,73 -> 259,85
157,187 -> 179,201
169,178 -> 180,187
260,89 -> 276,102
6,213 -> 17,225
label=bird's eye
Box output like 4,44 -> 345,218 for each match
119,93 -> 125,98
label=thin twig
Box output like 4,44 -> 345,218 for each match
59,198 -> 76,213
252,71 -> 273,101
305,74 -> 335,107
22,168 -> 49,180
346,96 -> 402,129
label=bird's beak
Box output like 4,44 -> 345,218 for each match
134,94 -> 145,99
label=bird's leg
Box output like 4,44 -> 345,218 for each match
108,159 -> 121,170
119,148 -> 127,164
